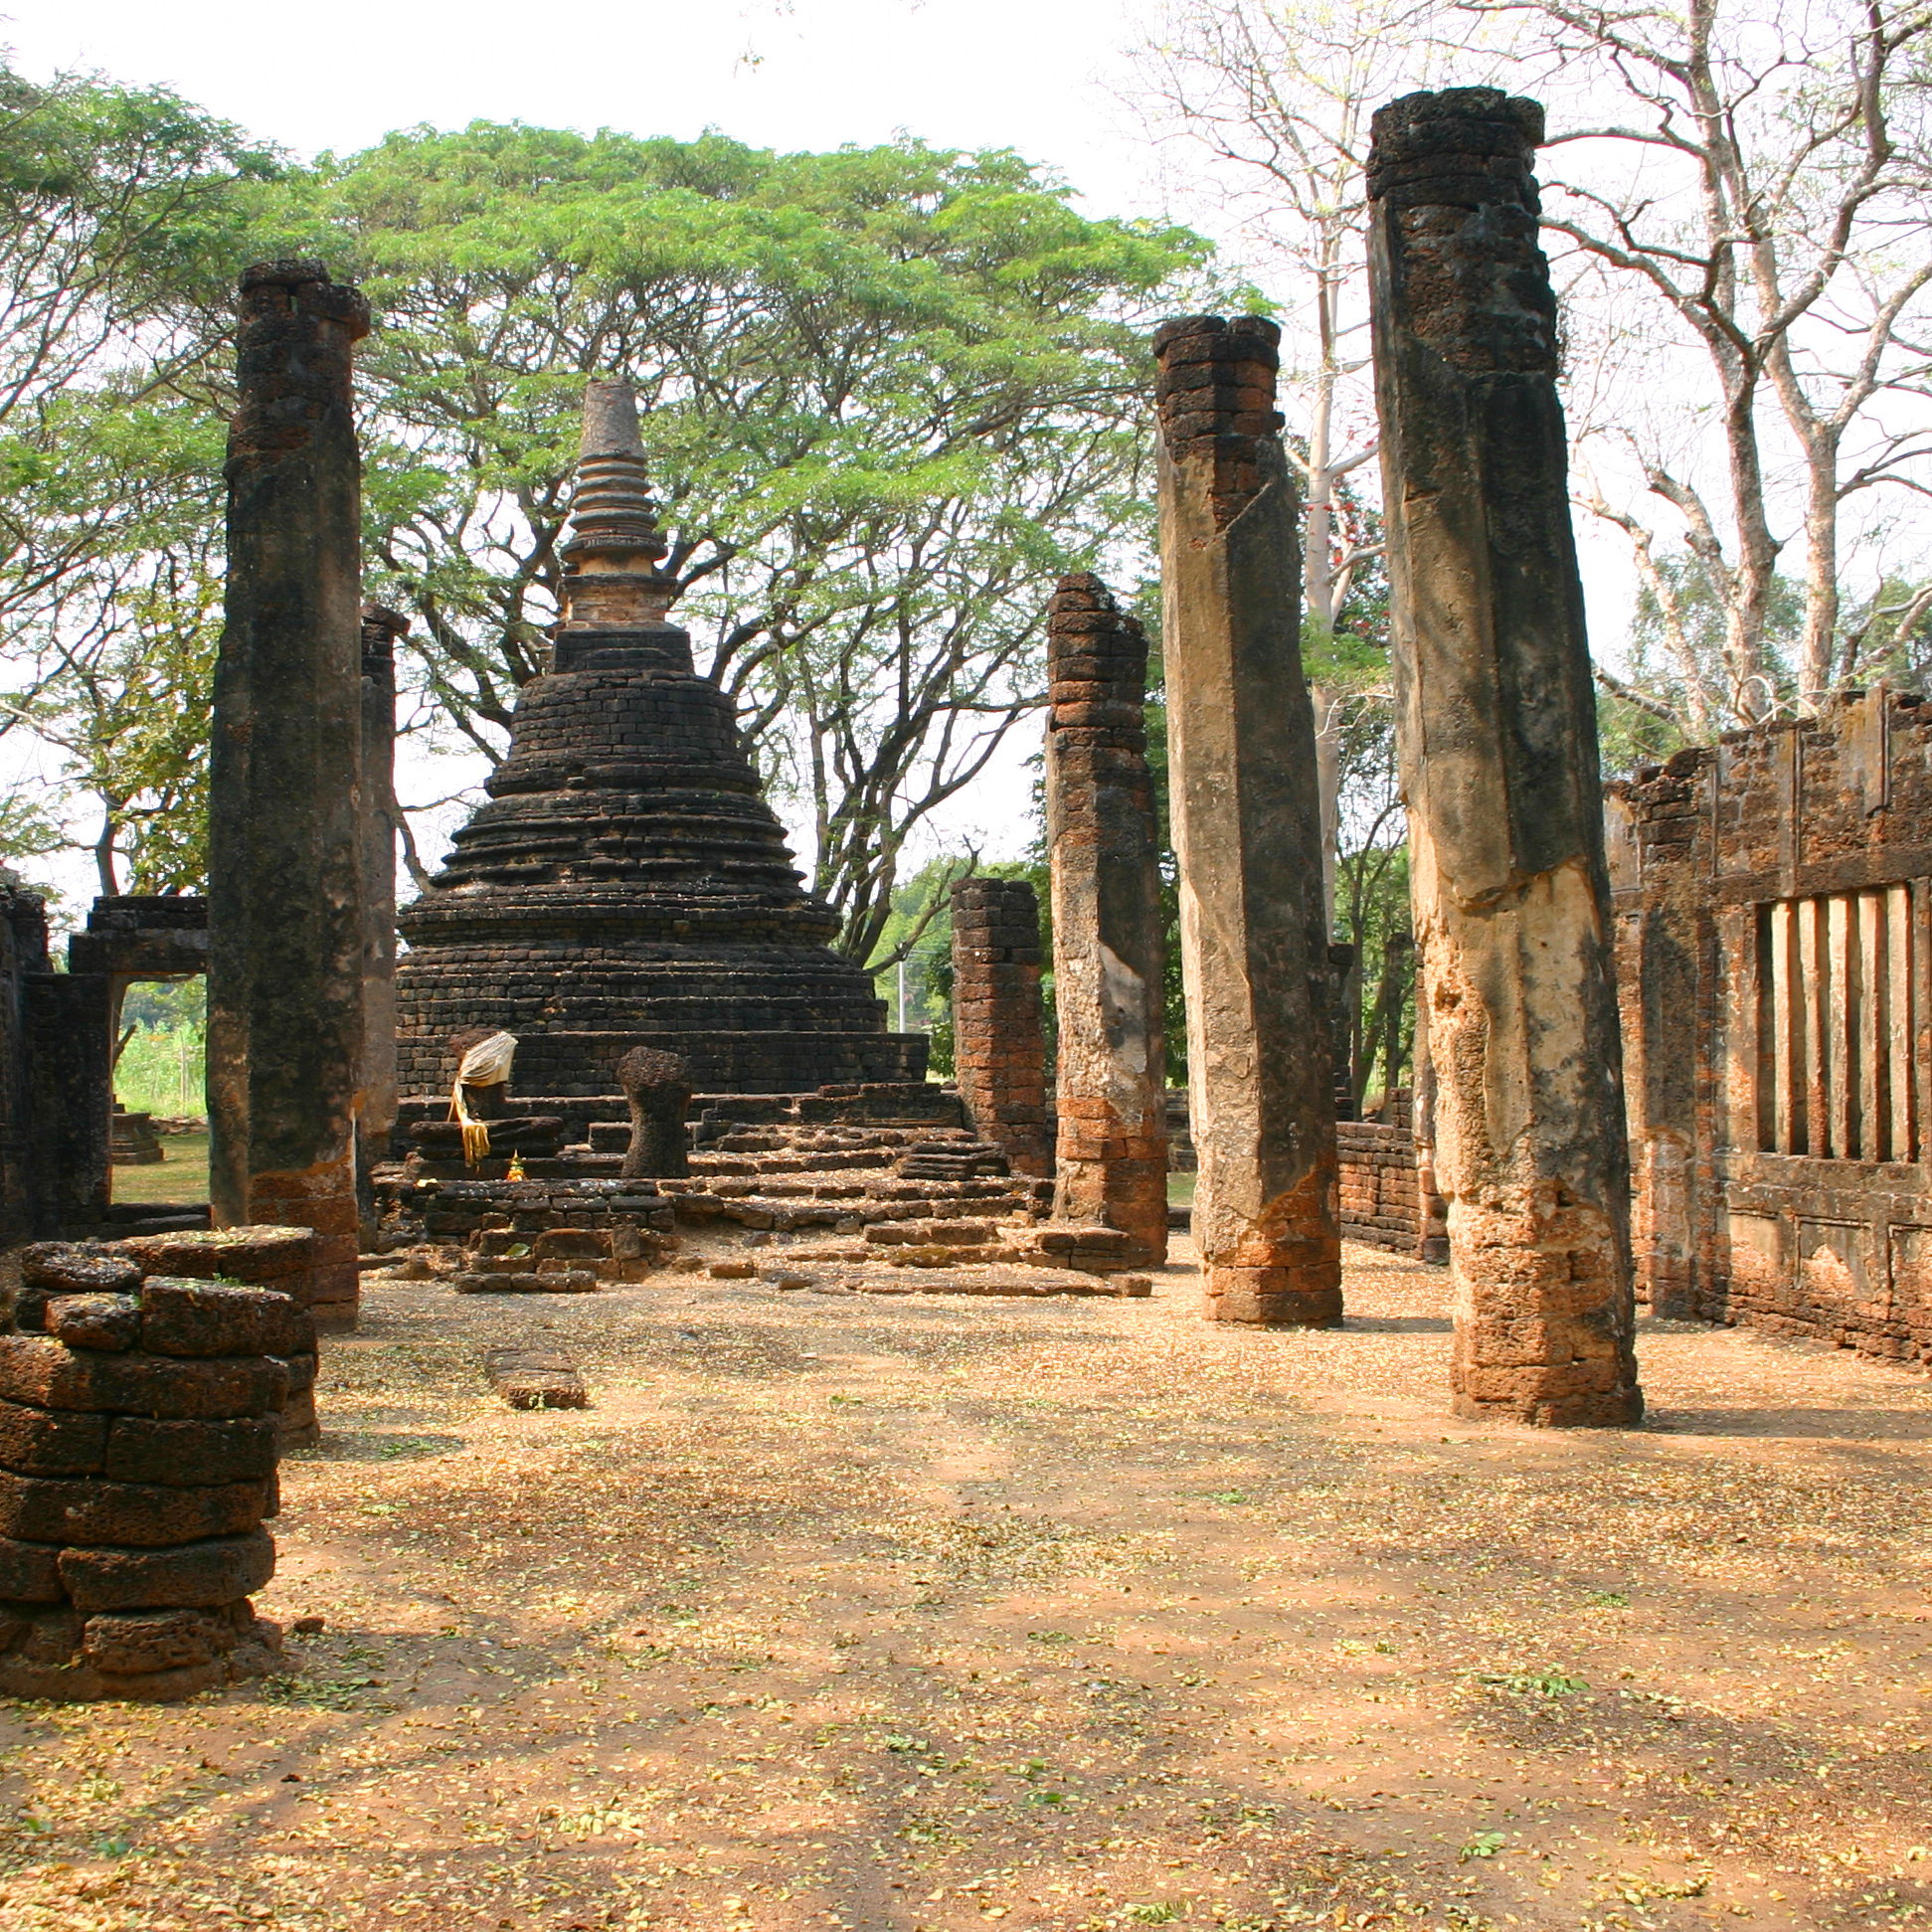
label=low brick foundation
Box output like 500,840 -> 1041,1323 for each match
1332,1112 -> 1448,1263
376,1177 -> 678,1289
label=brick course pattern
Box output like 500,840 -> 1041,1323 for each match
949,879 -> 1052,1178
395,381 -> 925,1101
1336,1120 -> 1422,1252
376,1178 -> 677,1290
1045,575 -> 1167,1267
0,1241 -> 304,1700
1608,688 -> 1932,1367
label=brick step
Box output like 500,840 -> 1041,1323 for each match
695,1257 -> 1151,1299
865,1219 -> 995,1246
689,1150 -> 895,1176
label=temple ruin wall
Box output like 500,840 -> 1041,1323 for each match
1610,686 -> 1932,1366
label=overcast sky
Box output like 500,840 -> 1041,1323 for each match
7,0 -> 1159,201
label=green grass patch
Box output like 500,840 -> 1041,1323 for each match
110,1131 -> 209,1205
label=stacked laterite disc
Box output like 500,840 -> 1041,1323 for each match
1043,575 -> 1168,1269
0,1241 -> 308,1700
113,1228 -> 327,1429
1148,315 -> 1284,530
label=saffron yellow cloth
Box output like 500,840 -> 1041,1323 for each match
448,1031 -> 519,1163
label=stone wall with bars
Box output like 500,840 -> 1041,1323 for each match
1607,688 -> 1932,1364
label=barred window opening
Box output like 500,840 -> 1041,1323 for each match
1753,887 -> 1918,1161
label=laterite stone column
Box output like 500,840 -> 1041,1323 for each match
1153,314 -> 1341,1324
357,603 -> 408,1245
950,878 -> 1051,1177
1045,575 -> 1167,1267
1367,88 -> 1643,1424
209,261 -> 370,1330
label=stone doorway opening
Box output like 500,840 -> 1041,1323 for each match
108,973 -> 208,1208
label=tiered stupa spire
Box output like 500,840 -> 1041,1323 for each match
557,379 -> 676,627
393,378 -> 927,1106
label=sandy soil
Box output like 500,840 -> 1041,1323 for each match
2,1241 -> 1931,1932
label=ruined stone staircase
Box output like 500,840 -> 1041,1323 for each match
381,1082 -> 1149,1292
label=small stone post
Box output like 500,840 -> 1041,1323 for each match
1366,88 -> 1643,1424
1045,575 -> 1167,1266
357,603 -> 408,1242
1152,314 -> 1341,1325
616,1047 -> 692,1179
208,261 -> 371,1332
950,878 -> 1051,1177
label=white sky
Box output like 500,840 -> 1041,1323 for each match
4,0 -> 1647,909
6,0 -> 1152,202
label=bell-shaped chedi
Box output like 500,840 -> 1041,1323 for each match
394,379 -> 927,1101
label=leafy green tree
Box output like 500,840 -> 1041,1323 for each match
1,384 -> 226,890
235,123 -> 1220,957
1594,554 -> 1805,778
0,64 -> 268,885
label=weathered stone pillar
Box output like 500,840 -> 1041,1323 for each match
616,1046 -> 692,1179
1367,88 -> 1642,1425
208,261 -> 371,1331
1045,575 -> 1167,1266
1153,314 -> 1341,1325
356,603 -> 408,1243
950,878 -> 1051,1177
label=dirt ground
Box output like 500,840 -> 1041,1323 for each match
2,1240 -> 1931,1932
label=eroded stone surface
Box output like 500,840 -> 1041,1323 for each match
0,1256 -> 294,1699
484,1346 -> 588,1410
1152,314 -> 1341,1325
1045,575 -> 1167,1269
209,261 -> 371,1327
1367,89 -> 1641,1425
617,1046 -> 693,1179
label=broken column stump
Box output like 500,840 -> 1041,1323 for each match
617,1046 -> 692,1179
484,1346 -> 588,1410
1045,574 -> 1168,1269
950,878 -> 1052,1178
107,1229 -> 324,1443
1153,313 -> 1341,1325
1367,88 -> 1642,1425
209,260 -> 371,1333
0,1251 -> 301,1700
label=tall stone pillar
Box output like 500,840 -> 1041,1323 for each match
1153,313 -> 1341,1325
209,260 -> 371,1331
1045,574 -> 1167,1267
950,878 -> 1051,1177
1366,89 -> 1643,1425
356,602 -> 408,1243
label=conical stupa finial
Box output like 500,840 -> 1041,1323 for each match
581,377 -> 643,460
559,378 -> 676,629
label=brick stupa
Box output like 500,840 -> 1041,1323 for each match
394,379 -> 927,1103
